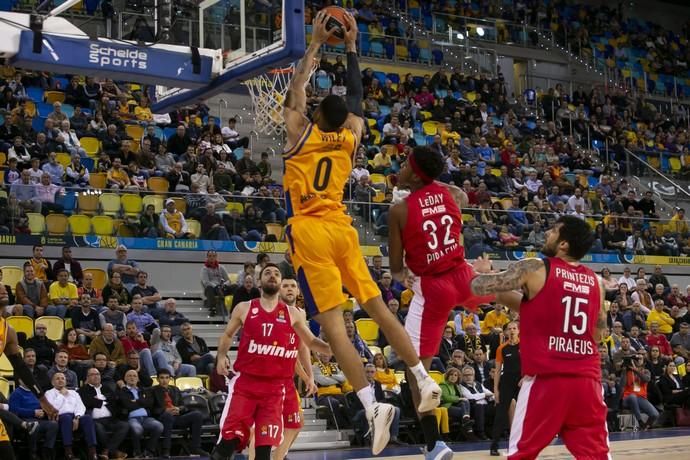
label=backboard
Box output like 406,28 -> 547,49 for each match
151,0 -> 305,112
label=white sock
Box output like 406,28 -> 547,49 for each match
357,386 -> 376,409
409,362 -> 429,382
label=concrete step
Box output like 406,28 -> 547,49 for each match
291,440 -> 352,451
294,429 -> 348,442
302,418 -> 328,428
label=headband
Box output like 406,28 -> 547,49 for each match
408,151 -> 433,184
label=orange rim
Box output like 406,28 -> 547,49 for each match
267,67 -> 294,74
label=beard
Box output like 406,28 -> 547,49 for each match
541,241 -> 557,257
262,282 -> 280,296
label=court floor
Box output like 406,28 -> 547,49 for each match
268,427 -> 690,459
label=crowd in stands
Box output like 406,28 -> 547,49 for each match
0,68 -> 287,242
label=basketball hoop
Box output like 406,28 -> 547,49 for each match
242,62 -> 317,137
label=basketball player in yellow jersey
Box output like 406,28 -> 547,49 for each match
282,11 -> 441,455
0,305 -> 58,459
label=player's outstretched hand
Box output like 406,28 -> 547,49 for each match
216,356 -> 231,376
39,396 -> 58,421
342,11 -> 358,46
312,11 -> 338,45
304,378 -> 319,397
472,254 -> 493,274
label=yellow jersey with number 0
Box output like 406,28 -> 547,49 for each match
283,123 -> 357,219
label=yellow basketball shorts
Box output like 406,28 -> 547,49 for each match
285,215 -> 380,317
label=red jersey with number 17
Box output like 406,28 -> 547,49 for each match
402,182 -> 465,276
233,298 -> 300,379
519,256 -> 601,379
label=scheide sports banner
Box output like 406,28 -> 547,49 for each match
0,233 -> 689,265
11,30 -> 214,88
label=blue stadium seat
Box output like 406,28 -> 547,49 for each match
432,49 -> 443,65
27,87 -> 44,102
163,127 -> 177,140
233,147 -> 244,161
61,104 -> 75,118
37,102 -> 53,117
56,191 -> 77,216
419,48 -> 432,64
386,73 -> 400,84
32,117 -> 46,132
369,42 -> 385,58
379,105 -> 391,117
373,71 -> 386,85
54,76 -> 70,90
414,133 -> 427,146
81,157 -> 95,171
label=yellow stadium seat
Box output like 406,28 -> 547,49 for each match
91,215 -> 114,236
372,191 -> 386,203
89,172 -> 107,189
175,377 -> 204,391
383,345 -> 392,360
0,152 -> 6,166
462,213 -> 475,223
117,223 -> 136,237
394,371 -> 405,384
0,377 -> 9,398
56,153 -> 71,168
265,223 -> 284,241
370,173 -> 386,185
171,197 -> 186,215
367,118 -> 377,128
419,111 -> 432,120
83,268 -> 107,290
395,44 -> 409,60
648,156 -> 661,169
226,202 -> 244,214
121,194 -> 143,216
371,129 -> 381,145
500,197 -> 513,210
7,316 -> 34,339
0,266 -> 22,294
224,295 -> 234,311
422,121 -> 439,136
80,137 -> 100,157
68,214 -> 92,236
0,355 -> 12,378
27,213 -> 45,235
670,157 -> 681,173
490,168 -> 501,177
151,376 -> 160,386
678,363 -> 686,377
46,214 -> 68,235
466,91 -> 478,102
25,101 -> 36,117
64,317 -> 72,330
99,193 -> 121,217
36,316 -> 65,342
148,177 -> 169,193
228,273 -> 238,284
44,91 -> 66,104
78,194 -> 100,215
187,219 -> 201,238
368,346 -> 382,357
143,195 -> 165,214
125,124 -> 145,140
429,370 -> 444,384
355,318 -> 380,345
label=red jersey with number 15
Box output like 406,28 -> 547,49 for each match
402,182 -> 465,276
519,257 -> 601,379
233,298 -> 300,379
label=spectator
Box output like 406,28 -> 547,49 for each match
481,304 -> 510,335
107,245 -> 141,290
154,144 -> 176,175
120,320 -> 157,377
8,377 -> 59,459
130,272 -> 162,315
152,368 -> 209,457
10,169 -> 41,213
47,102 -> 68,124
647,300 -> 675,335
52,246 -> 83,285
78,367 -> 129,460
231,274 -> 260,310
166,162 -> 191,192
439,368 -> 473,431
351,364 -> 403,446
126,297 -> 158,336
139,204 -> 160,238
117,369 -> 163,458
79,272 -> 103,308
621,355 -> 658,429
157,298 -> 189,337
35,173 -> 64,215
150,325 -> 196,377
647,322 -> 674,361
59,328 -> 93,382
658,362 -> 690,408
42,152 -> 65,185
459,365 -> 493,440
47,268 -> 78,318
648,265 -> 671,292
71,293 -> 101,344
89,323 -> 126,367
166,125 -> 192,158
200,203 -> 231,241
25,321 -> 58,368
58,120 -> 86,157
160,198 -> 194,239
221,117 -> 249,149
47,350 -> 79,390
15,263 -> 49,317
22,348 -> 52,392
106,158 -> 133,190
670,322 -> 690,363
313,352 -> 350,429
176,322 -> 214,375
115,350 -> 154,390
200,250 -> 230,315
99,295 -> 127,336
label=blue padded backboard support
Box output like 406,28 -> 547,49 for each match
151,0 -> 305,113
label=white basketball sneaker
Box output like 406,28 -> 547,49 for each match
417,376 -> 442,413
365,402 -> 396,455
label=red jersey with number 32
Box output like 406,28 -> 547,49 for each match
402,182 -> 465,276
520,257 -> 601,379
233,298 -> 300,379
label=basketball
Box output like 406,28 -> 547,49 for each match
321,6 -> 348,45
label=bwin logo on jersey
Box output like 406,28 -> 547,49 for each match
88,44 -> 148,70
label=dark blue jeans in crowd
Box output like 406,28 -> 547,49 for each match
29,419 -> 59,452
160,410 -> 205,450
93,416 -> 130,456
128,415 -> 164,455
58,413 -> 97,447
192,353 -> 215,375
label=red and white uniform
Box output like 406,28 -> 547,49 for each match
282,306 -> 304,430
402,182 -> 490,357
508,257 -> 610,460
219,299 -> 299,450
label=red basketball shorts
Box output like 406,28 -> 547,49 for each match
508,374 -> 610,460
282,381 -> 303,429
218,373 -> 286,450
405,261 -> 492,357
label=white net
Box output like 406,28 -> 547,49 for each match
242,65 -> 295,137
242,61 -> 317,137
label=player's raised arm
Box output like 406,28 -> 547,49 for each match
216,301 -> 249,375
437,181 -> 468,210
283,12 -> 336,143
341,12 -> 366,140
471,258 -> 545,299
387,203 -> 407,283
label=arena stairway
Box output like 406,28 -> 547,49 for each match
175,297 -> 354,451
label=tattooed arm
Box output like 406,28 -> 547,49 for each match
470,258 -> 545,299
437,181 -> 468,210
